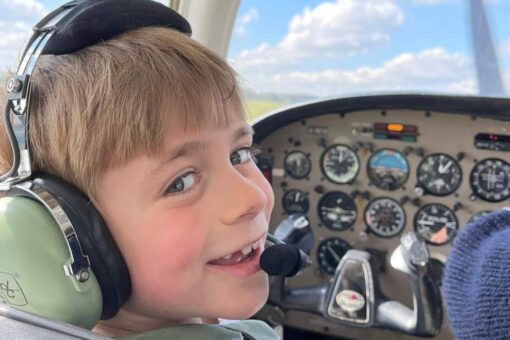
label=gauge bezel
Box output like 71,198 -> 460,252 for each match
414,203 -> 458,246
283,150 -> 312,179
316,237 -> 352,276
320,143 -> 361,184
416,153 -> 463,196
469,157 -> 510,202
317,191 -> 358,231
282,189 -> 309,214
367,148 -> 410,191
364,196 -> 406,238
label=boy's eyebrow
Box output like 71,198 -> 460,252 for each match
234,124 -> 254,140
152,125 -> 254,175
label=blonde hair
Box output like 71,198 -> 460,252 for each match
0,27 -> 244,201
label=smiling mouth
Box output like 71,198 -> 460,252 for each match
208,236 -> 265,266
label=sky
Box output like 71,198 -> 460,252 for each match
228,0 -> 510,97
1,0 -> 510,98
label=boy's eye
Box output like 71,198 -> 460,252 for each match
164,172 -> 197,195
230,146 -> 260,165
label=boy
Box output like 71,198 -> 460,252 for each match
0,0 -> 276,338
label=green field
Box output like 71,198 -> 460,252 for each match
245,100 -> 284,122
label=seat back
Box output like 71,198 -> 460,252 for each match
0,305 -> 109,340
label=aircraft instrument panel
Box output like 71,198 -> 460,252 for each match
253,94 -> 510,340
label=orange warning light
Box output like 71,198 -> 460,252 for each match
387,123 -> 404,132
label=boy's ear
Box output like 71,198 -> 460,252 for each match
0,174 -> 131,326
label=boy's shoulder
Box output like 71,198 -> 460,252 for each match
116,320 -> 279,340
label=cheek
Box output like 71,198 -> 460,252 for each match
127,210 -> 206,284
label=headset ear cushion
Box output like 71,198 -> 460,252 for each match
29,174 -> 131,319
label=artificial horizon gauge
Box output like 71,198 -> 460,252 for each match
317,237 -> 352,276
417,153 -> 462,196
282,189 -> 309,214
320,144 -> 360,184
470,158 -> 510,202
318,191 -> 357,231
284,151 -> 311,179
367,148 -> 409,191
364,197 -> 406,238
414,203 -> 458,245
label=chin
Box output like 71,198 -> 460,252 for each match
220,276 -> 269,319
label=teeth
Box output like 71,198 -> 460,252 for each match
241,245 -> 253,256
252,241 -> 260,250
223,253 -> 232,260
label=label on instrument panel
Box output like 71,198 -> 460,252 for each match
336,289 -> 365,313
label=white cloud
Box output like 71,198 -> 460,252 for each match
232,0 -> 404,69
0,0 -> 46,72
233,7 -> 259,37
235,47 -> 476,97
0,0 -> 46,21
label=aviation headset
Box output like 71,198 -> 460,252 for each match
0,0 -> 191,328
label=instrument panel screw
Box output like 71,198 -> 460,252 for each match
6,78 -> 22,93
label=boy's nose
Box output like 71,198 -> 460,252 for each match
219,166 -> 268,226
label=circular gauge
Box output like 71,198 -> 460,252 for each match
284,151 -> 311,179
417,153 -> 462,196
468,210 -> 493,224
367,149 -> 409,191
282,189 -> 309,214
317,238 -> 352,276
320,144 -> 360,184
365,197 -> 406,238
414,204 -> 458,245
318,191 -> 357,231
470,158 -> 510,202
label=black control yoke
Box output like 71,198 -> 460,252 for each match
266,216 -> 442,337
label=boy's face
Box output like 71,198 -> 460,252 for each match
96,114 -> 274,326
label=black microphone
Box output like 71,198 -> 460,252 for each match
260,234 -> 312,277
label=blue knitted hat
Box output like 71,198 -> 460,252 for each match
443,209 -> 510,339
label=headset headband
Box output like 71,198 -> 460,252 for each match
2,0 -> 192,189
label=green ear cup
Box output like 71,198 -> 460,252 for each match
0,196 -> 102,329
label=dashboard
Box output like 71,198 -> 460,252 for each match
252,94 -> 510,340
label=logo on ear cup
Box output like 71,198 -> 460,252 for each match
0,272 -> 27,306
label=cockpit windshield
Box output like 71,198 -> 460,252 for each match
228,0 -> 510,118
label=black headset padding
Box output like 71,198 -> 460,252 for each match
41,0 -> 192,55
9,174 -> 131,319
